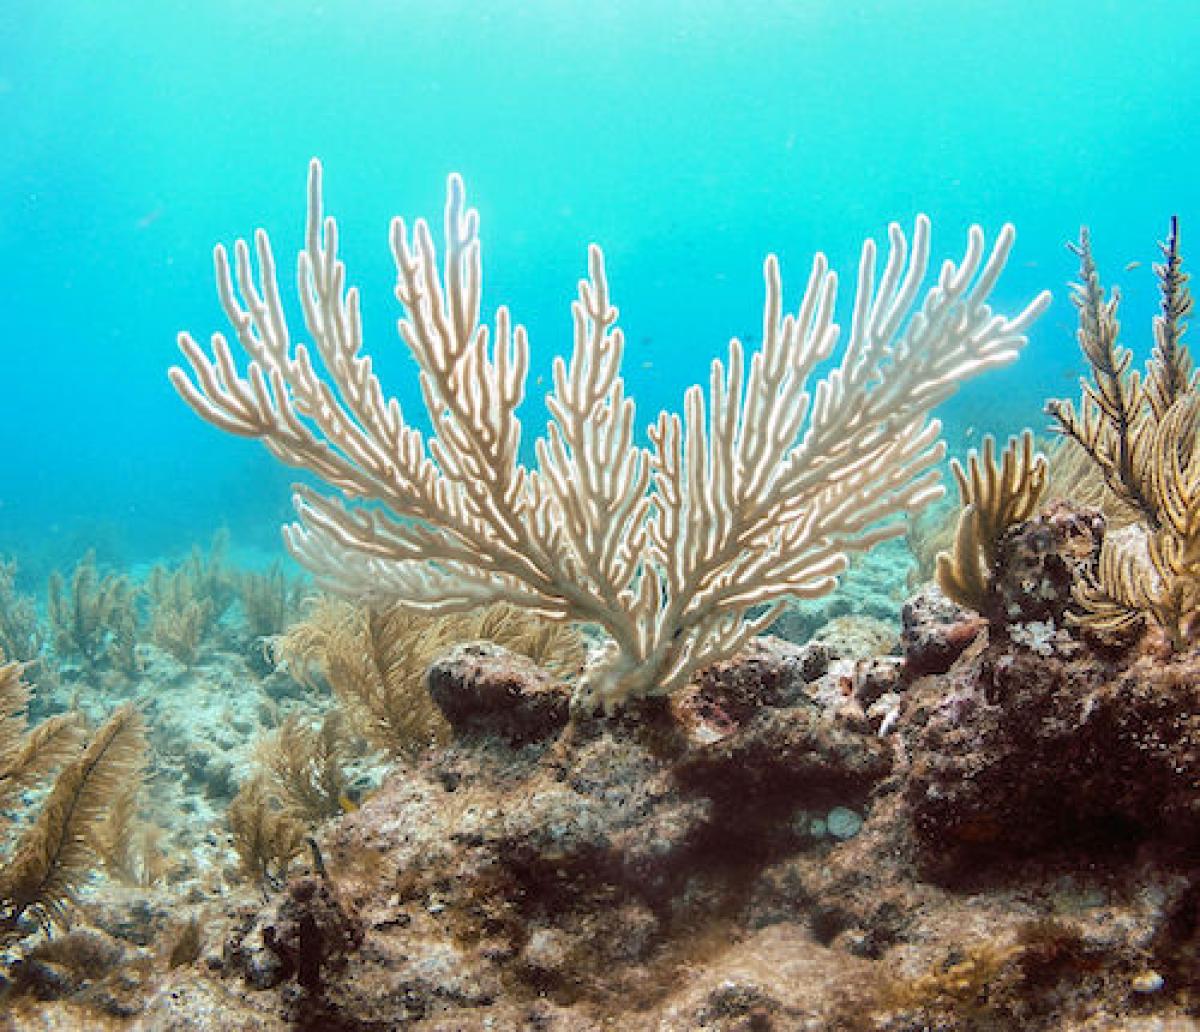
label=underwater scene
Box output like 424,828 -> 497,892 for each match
2,1 -> 1200,1029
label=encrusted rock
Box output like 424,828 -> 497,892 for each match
691,636 -> 827,719
4,928 -> 152,1019
260,874 -> 363,994
520,926 -> 571,976
992,499 -> 1104,628
131,617 -> 1198,1031
426,641 -> 571,745
675,693 -> 892,802
852,656 -> 903,708
901,584 -> 986,677
660,637 -> 893,803
807,614 -> 899,660
901,638 -> 1200,880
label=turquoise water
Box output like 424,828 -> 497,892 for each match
3,0 -> 1197,575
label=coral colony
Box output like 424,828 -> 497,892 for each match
3,166 -> 1199,1029
169,161 -> 1049,711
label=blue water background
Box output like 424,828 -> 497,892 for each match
2,1 -> 1197,580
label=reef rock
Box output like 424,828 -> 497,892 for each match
426,640 -> 572,745
901,615 -> 1200,881
203,637 -> 895,1029
901,584 -> 987,678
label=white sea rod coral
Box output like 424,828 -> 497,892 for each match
170,160 -> 1049,711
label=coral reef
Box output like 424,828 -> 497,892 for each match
1,520 -> 1197,1028
105,624 -> 1193,1030
6,181 -> 1199,1032
171,160 -> 1048,710
212,636 -> 898,1028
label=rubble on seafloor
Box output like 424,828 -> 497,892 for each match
2,506 -> 1199,1031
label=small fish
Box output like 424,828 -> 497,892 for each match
641,360 -> 653,370
1124,261 -> 1142,272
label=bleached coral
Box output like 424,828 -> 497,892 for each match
171,161 -> 1048,710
